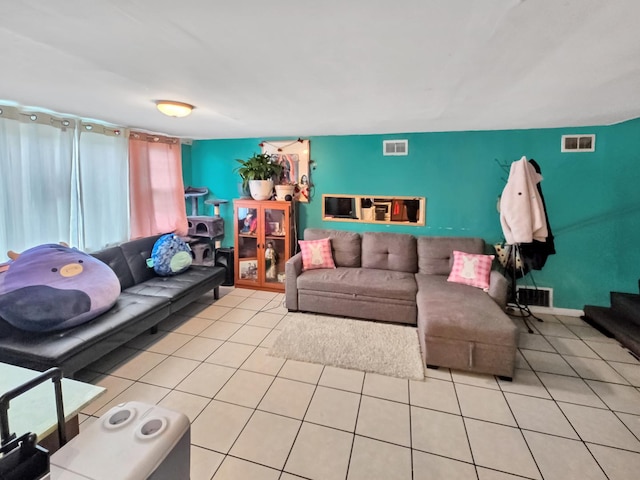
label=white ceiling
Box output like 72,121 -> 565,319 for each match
2,0 -> 640,140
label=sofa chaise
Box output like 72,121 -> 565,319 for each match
0,235 -> 226,377
285,228 -> 518,379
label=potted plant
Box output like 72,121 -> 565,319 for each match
274,181 -> 297,201
234,153 -> 283,201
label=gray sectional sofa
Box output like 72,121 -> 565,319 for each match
0,235 -> 226,377
285,228 -> 518,379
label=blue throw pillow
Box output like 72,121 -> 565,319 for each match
147,234 -> 193,276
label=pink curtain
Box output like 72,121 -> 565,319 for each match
129,133 -> 188,238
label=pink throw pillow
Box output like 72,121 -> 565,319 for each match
447,250 -> 494,291
299,238 -> 336,271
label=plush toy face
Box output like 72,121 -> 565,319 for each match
147,234 -> 192,276
0,244 -> 120,332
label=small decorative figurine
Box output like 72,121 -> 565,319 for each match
265,241 -> 278,280
241,212 -> 258,234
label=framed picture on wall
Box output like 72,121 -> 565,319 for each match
261,139 -> 311,202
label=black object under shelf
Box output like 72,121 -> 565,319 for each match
583,280 -> 640,360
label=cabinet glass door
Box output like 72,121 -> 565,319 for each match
263,206 -> 287,285
237,206 -> 259,284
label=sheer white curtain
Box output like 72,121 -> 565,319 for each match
77,125 -> 129,252
0,107 -> 75,261
0,106 -> 130,261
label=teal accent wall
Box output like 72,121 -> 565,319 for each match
188,118 -> 640,310
191,138 -> 263,239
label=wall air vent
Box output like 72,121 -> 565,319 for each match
561,134 -> 595,152
383,139 -> 408,156
516,286 -> 553,308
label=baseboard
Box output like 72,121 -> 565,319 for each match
507,304 -> 584,317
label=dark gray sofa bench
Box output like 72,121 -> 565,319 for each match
0,235 -> 226,377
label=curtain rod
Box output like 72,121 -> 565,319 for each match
130,131 -> 179,145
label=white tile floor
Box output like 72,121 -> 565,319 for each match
76,287 -> 640,480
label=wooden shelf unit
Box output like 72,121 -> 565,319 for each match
233,199 -> 296,292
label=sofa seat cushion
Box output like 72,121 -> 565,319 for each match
0,292 -> 169,365
297,267 -> 417,302
124,265 -> 225,299
416,274 -> 516,346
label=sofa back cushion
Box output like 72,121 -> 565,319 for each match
91,246 -> 135,290
418,236 -> 485,275
119,235 -> 163,285
361,232 -> 417,273
304,229 -> 361,267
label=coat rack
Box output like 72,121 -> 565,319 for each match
502,244 -> 544,334
497,156 -> 552,334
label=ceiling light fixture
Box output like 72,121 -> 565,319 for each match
155,100 -> 194,118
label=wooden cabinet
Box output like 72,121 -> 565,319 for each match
233,199 -> 296,292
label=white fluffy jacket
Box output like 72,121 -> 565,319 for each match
500,156 -> 548,244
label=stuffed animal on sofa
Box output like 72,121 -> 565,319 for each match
146,234 -> 193,276
0,244 -> 120,332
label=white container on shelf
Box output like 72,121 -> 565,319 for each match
50,401 -> 190,480
274,184 -> 295,201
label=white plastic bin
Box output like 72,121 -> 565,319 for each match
50,401 -> 190,480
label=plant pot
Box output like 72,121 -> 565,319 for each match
249,179 -> 274,201
237,182 -> 251,198
274,184 -> 296,201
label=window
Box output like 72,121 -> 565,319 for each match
1,107 -> 76,257
77,125 -> 129,252
1,104 -> 191,262
129,133 -> 188,238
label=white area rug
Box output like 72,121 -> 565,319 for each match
269,315 -> 425,380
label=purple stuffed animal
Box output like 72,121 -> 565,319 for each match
0,244 -> 120,332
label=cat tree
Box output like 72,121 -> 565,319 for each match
183,187 -> 225,265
